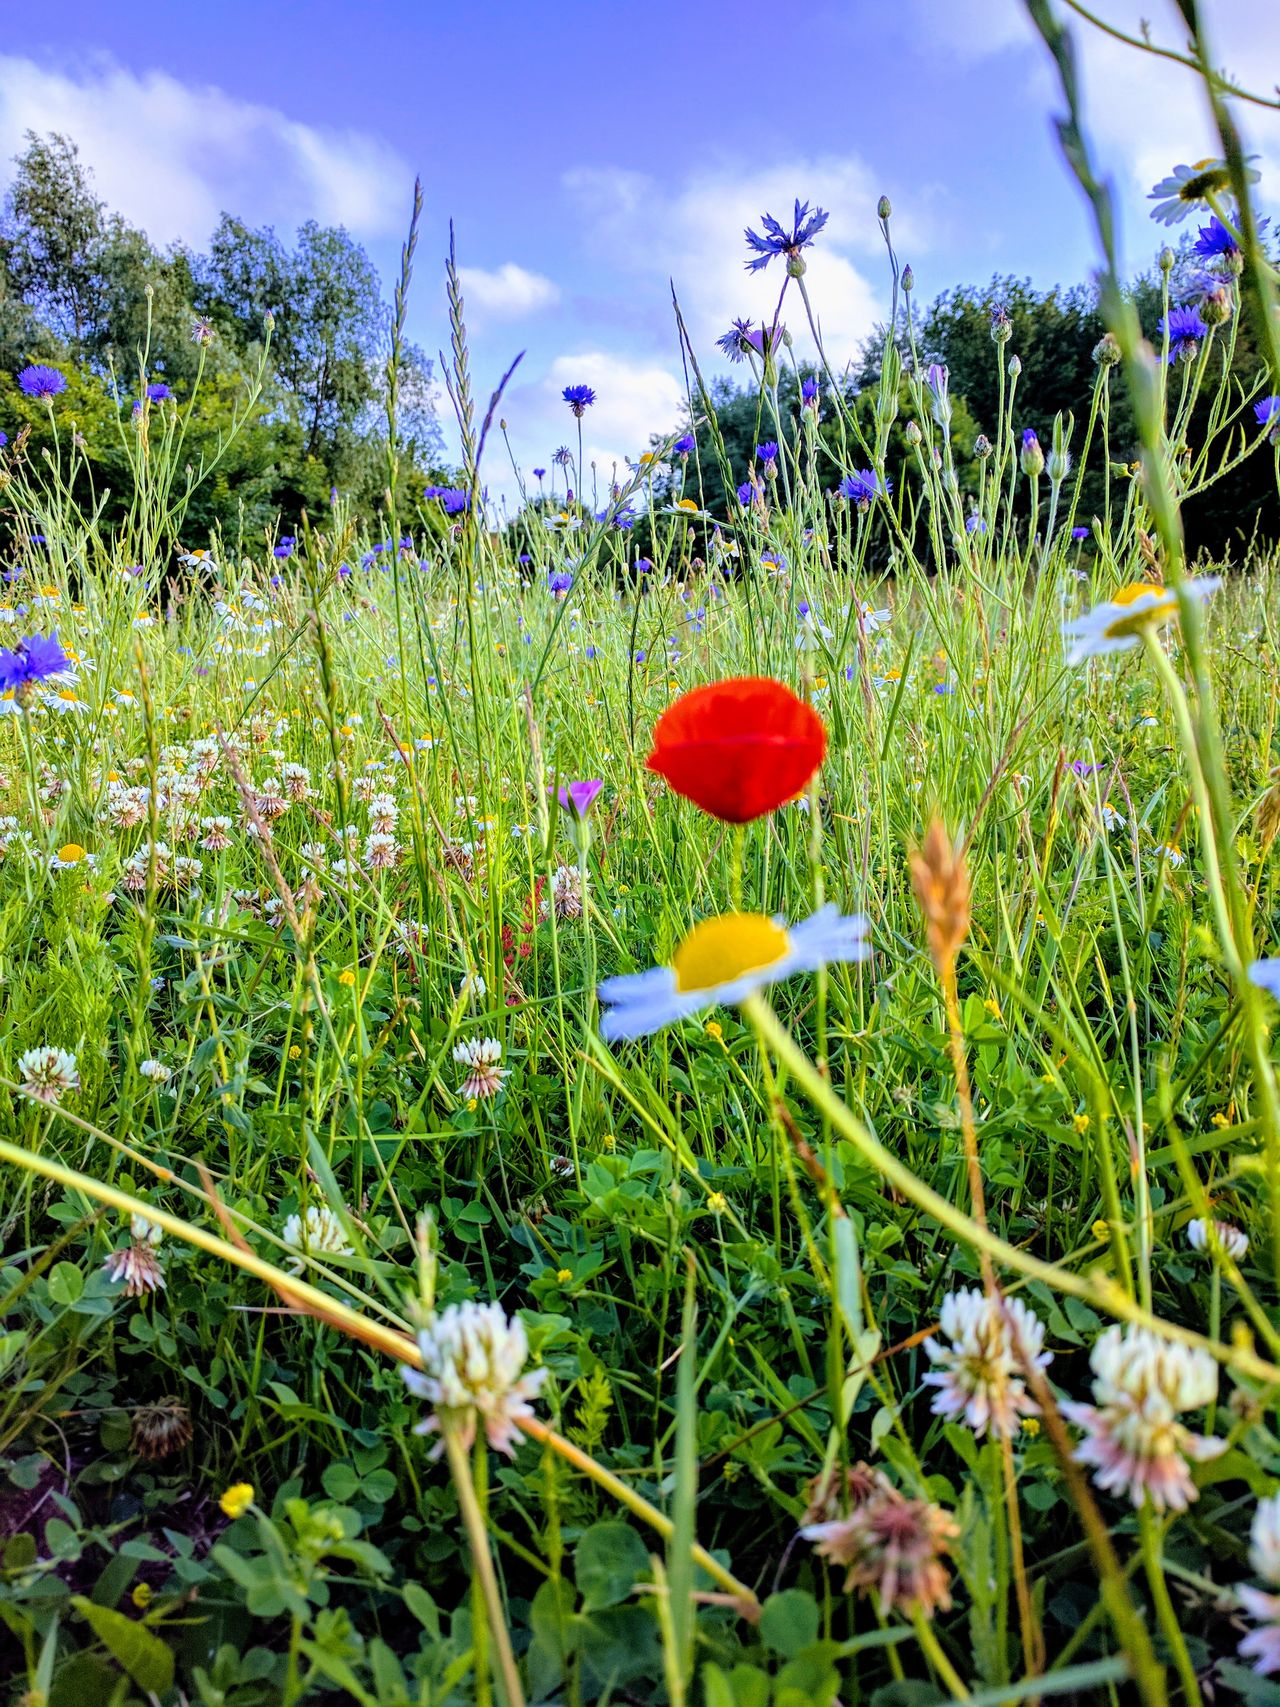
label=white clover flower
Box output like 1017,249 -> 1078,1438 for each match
922,1289 -> 1050,1438
453,1037 -> 507,1100
401,1300 -> 547,1457
598,905 -> 870,1043
1062,577 -> 1220,664
18,1046 -> 80,1104
281,1203 -> 354,1271
1062,1325 -> 1224,1512
364,831 -> 401,869
458,970 -> 486,1002
1187,1217 -> 1248,1261
139,1059 -> 172,1084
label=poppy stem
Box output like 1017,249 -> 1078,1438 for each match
730,823 -> 745,910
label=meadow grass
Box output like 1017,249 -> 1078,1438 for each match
2,21 -> 1280,1705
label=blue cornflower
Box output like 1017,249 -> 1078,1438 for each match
563,384 -> 596,416
552,446 -> 574,468
0,431 -> 7,447
1254,395 -> 1279,427
425,485 -> 470,514
673,433 -> 696,455
634,649 -> 646,663
840,470 -> 891,505
744,199 -> 829,273
756,441 -> 779,463
146,382 -> 172,402
736,480 -> 756,506
1070,525 -> 1090,541
0,630 -> 71,699
1192,215 -> 1244,262
965,514 -> 987,535
801,376 -> 819,406
18,365 -> 67,400
533,467 -> 546,480
717,318 -> 757,362
273,536 -> 295,559
548,569 -> 574,595
633,557 -> 653,574
1159,305 -> 1208,363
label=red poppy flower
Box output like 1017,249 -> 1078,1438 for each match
646,676 -> 827,822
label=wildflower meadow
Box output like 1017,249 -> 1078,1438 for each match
3,8 -> 1280,1706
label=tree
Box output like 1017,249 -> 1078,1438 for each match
1,132 -> 107,348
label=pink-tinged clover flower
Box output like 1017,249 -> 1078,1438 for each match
922,1289 -> 1050,1439
1062,1324 -> 1224,1512
1238,1494 -> 1280,1674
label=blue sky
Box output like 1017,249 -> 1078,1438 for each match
1,1 -> 1277,503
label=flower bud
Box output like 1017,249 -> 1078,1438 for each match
787,254 -> 807,279
1046,412 -> 1073,484
974,434 -> 993,460
990,307 -> 1012,345
1008,354 -> 1022,378
902,265 -> 914,293
1092,332 -> 1121,366
1160,247 -> 1175,273
905,420 -> 922,446
1020,428 -> 1044,477
877,195 -> 892,221
1199,283 -> 1233,326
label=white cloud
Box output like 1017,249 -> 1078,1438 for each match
456,262 -> 560,320
565,155 -> 899,365
0,51 -> 412,246
900,0 -> 1280,264
486,350 -> 685,512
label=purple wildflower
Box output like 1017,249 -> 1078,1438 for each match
555,779 -> 603,817
673,433 -> 695,455
562,384 -> 596,416
1159,305 -> 1208,363
18,365 -> 66,400
840,470 -> 891,505
744,199 -> 829,273
0,631 -> 71,697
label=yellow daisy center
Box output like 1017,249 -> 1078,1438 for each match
1102,583 -> 1174,638
58,843 -> 86,863
675,498 -> 698,512
672,913 -> 790,993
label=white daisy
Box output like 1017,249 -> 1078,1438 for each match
598,905 -> 870,1043
1062,577 -> 1220,665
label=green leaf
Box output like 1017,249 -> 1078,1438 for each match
761,1588 -> 820,1658
72,1596 -> 174,1695
321,1462 -> 361,1502
575,1520 -> 650,1609
47,1262 -> 83,1306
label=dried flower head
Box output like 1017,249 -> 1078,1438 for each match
401,1300 -> 547,1456
803,1484 -> 959,1620
130,1398 -> 193,1460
